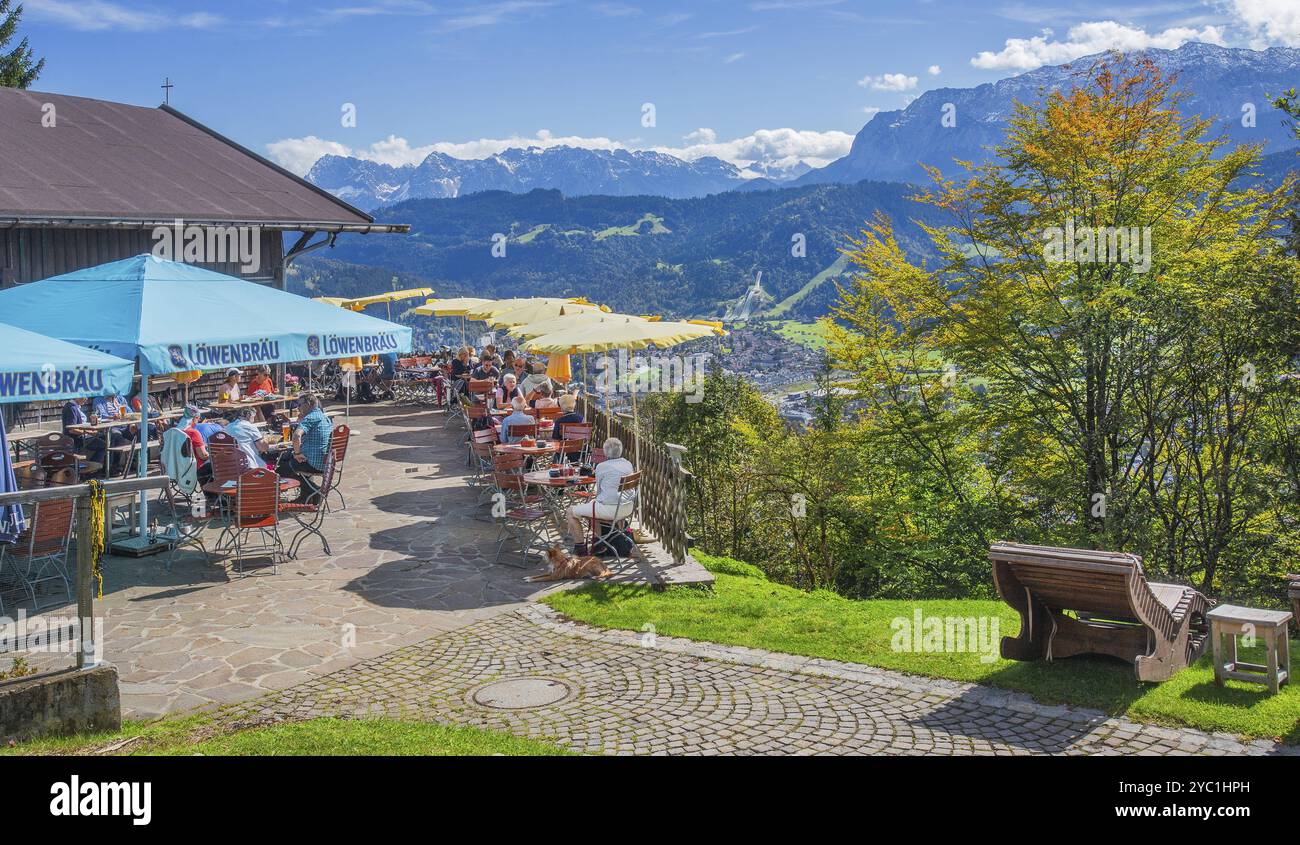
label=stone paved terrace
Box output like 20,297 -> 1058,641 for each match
21,403 -> 687,718
10,400 -> 1299,754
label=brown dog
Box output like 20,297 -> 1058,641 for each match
525,545 -> 612,581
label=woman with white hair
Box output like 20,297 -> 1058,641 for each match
566,437 -> 636,549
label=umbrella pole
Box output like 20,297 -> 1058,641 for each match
136,371 -> 149,545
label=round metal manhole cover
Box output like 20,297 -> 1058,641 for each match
471,677 -> 574,710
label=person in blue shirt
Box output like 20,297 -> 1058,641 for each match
499,396 -> 536,444
275,393 -> 334,503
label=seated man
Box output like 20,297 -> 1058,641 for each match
226,407 -> 273,472
471,354 -> 500,383
499,396 -> 536,444
554,393 -> 585,461
276,393 -> 334,503
61,396 -> 120,473
566,437 -> 636,551
554,393 -> 583,426
174,405 -> 213,484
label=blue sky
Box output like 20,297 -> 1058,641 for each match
16,0 -> 1300,175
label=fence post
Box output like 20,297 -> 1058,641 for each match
75,495 -> 95,669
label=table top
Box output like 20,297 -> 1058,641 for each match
1207,604 -> 1293,625
494,442 -> 560,456
8,428 -> 61,442
208,395 -> 292,411
13,458 -> 103,475
523,469 -> 595,488
203,477 -> 300,496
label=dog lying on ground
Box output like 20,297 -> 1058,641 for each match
525,544 -> 612,581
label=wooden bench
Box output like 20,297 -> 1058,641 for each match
990,542 -> 1211,682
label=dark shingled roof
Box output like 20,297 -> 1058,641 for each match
0,88 -> 390,229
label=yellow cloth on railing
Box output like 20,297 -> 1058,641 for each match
87,480 -> 106,599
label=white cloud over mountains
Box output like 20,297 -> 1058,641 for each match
970,20 -> 1227,70
857,72 -> 919,91
1230,0 -> 1300,48
267,127 -> 855,178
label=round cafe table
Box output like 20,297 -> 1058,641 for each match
522,469 -> 596,535
493,441 -> 560,458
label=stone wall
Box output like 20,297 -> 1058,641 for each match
0,665 -> 121,742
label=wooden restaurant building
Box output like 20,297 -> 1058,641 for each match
0,87 -> 408,426
0,87 -> 407,289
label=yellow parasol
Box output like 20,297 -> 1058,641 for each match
544,353 -> 572,382
314,287 -> 434,312
413,296 -> 492,316
413,297 -> 495,346
507,311 -> 652,340
464,297 -> 594,321
523,320 -> 723,463
484,300 -> 607,329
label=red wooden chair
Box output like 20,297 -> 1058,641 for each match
0,497 -> 75,610
228,468 -> 286,576
491,471 -> 549,567
282,452 -> 339,559
590,472 -> 641,563
326,424 -> 351,512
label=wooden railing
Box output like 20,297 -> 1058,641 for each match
0,476 -> 170,674
578,394 -> 694,564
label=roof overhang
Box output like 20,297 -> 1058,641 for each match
0,216 -> 409,234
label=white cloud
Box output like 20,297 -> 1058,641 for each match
927,64 -> 941,75
654,127 -> 855,174
862,106 -> 882,120
858,72 -> 919,91
970,20 -> 1226,70
724,52 -> 747,63
267,127 -> 855,178
1231,0 -> 1300,47
25,0 -> 223,30
438,1 -> 554,33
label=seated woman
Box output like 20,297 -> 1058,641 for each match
497,373 -> 524,406
565,437 -> 636,551
554,393 -> 585,461
219,368 -> 243,403
126,384 -> 166,439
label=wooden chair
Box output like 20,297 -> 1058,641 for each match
33,432 -> 76,459
38,450 -> 79,483
281,452 -> 339,559
491,471 -> 549,568
504,422 -> 538,443
990,542 -> 1212,682
560,423 -> 593,462
590,472 -> 641,563
0,497 -> 75,610
229,468 -> 286,576
325,424 -> 351,512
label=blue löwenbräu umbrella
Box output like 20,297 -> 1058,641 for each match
0,255 -> 414,554
0,322 -> 137,544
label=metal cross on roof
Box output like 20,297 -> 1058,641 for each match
161,77 -> 173,105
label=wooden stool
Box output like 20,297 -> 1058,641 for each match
1207,605 -> 1292,694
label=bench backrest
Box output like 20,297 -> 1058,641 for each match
989,542 -> 1143,620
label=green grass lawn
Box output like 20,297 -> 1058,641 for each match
544,553 -> 1300,742
768,318 -> 832,351
4,715 -> 570,756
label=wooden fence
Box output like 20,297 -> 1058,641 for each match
578,394 -> 694,564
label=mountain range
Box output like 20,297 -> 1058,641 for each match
307,146 -> 754,210
306,43 -> 1300,209
799,42 -> 1300,186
